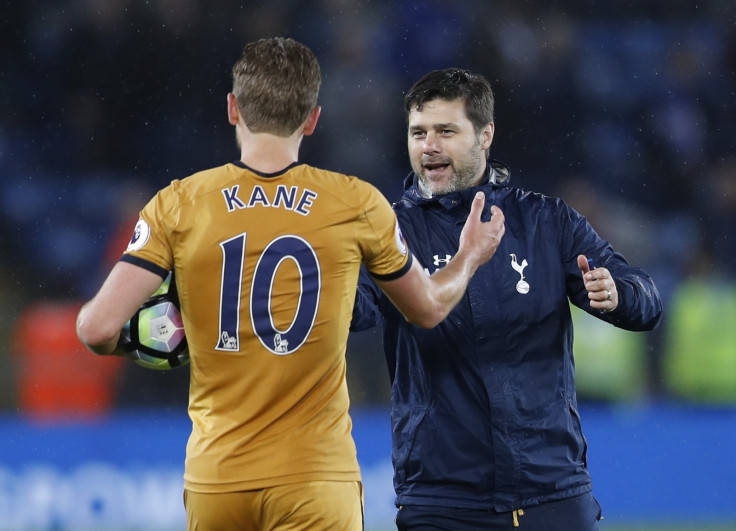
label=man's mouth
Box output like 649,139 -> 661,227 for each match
423,158 -> 452,174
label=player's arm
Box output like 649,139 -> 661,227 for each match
77,261 -> 166,355
375,192 -> 505,328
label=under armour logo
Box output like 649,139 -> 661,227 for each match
510,254 -> 530,294
433,254 -> 452,266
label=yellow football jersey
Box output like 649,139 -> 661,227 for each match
121,161 -> 410,493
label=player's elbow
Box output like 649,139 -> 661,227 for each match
409,316 -> 444,329
76,308 -> 119,355
404,305 -> 447,329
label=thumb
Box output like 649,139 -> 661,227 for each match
469,191 -> 485,220
577,255 -> 590,273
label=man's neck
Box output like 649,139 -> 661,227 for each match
239,129 -> 302,174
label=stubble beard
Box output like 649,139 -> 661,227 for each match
414,141 -> 485,198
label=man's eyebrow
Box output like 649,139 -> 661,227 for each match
433,122 -> 459,130
409,122 -> 459,132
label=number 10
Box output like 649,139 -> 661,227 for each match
216,233 -> 321,356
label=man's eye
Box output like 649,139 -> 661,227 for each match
442,129 -> 455,135
411,131 -> 426,138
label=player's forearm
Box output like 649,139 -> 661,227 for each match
76,303 -> 122,355
410,196 -> 504,326
378,196 -> 504,328
83,335 -> 121,356
77,261 -> 167,355
418,248 -> 478,326
377,253 -> 477,329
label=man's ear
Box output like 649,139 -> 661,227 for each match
480,122 -> 494,151
227,93 -> 240,126
302,106 -> 322,136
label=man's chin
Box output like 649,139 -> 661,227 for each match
421,180 -> 455,197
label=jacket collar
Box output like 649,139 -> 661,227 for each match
399,159 -> 511,209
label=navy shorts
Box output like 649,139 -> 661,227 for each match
395,492 -> 602,531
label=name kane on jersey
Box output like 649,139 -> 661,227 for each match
222,184 -> 318,216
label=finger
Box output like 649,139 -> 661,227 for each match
489,205 -> 504,227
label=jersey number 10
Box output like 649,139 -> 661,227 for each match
216,233 -> 321,356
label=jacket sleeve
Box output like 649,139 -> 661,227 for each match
350,265 -> 383,332
598,258 -> 662,331
561,201 -> 663,331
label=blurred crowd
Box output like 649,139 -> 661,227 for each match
1,0 -> 735,414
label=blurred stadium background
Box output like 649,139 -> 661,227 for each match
1,1 -> 735,529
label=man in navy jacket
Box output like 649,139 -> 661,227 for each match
352,69 -> 662,530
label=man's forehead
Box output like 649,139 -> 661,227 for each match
408,98 -> 469,125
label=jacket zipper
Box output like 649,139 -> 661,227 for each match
512,508 -> 525,527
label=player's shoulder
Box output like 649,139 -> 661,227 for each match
294,163 -> 359,186
158,162 -> 241,202
296,164 -> 384,203
177,162 -> 240,189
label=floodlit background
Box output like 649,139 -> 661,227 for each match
1,1 -> 735,530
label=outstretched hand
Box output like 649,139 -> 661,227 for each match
376,191 -> 505,329
578,255 -> 618,312
458,192 -> 505,269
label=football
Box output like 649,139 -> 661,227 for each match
118,272 -> 190,370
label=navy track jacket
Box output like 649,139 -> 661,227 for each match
351,161 -> 662,512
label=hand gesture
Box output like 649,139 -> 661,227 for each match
578,255 -> 618,312
458,192 -> 505,269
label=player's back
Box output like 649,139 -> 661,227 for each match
137,161 -> 406,492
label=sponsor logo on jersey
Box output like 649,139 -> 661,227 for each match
126,219 -> 151,252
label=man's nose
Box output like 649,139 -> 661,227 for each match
423,132 -> 441,154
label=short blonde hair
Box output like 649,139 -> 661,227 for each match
231,37 -> 321,136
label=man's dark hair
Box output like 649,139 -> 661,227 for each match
404,68 -> 495,134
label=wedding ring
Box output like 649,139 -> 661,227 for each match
606,289 -> 612,301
